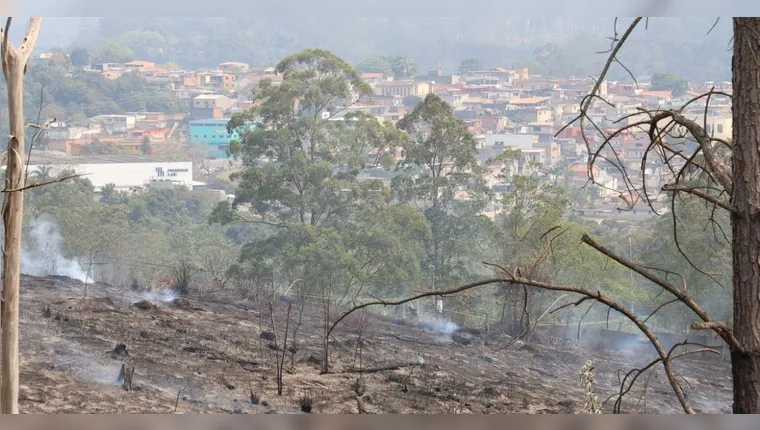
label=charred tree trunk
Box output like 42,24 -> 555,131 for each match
731,17 -> 760,414
0,17 -> 42,414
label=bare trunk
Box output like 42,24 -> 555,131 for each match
0,17 -> 42,414
731,17 -> 760,414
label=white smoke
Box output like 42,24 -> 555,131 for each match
19,216 -> 89,283
421,316 -> 459,334
140,289 -> 179,303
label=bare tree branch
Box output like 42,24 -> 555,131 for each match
662,183 -> 735,213
581,234 -> 742,353
2,174 -> 82,193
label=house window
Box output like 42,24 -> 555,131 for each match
706,124 -> 712,133
717,124 -> 724,134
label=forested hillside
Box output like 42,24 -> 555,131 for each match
37,17 -> 732,82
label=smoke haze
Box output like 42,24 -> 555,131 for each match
19,216 -> 89,283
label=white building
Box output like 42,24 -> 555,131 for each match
483,133 -> 535,150
93,114 -> 137,134
21,153 -> 200,191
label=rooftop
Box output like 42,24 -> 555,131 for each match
26,153 -> 192,166
375,80 -> 417,87
509,97 -> 551,105
194,94 -> 231,100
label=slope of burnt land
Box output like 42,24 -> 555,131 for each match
16,275 -> 732,413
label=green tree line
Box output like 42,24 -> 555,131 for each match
211,48 -> 731,331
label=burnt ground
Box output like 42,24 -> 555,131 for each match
15,275 -> 732,414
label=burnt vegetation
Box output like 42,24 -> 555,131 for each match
13,274 -> 730,413
2,16 -> 756,415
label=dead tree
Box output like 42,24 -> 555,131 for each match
268,300 -> 291,396
288,279 -> 307,369
117,363 -> 135,391
0,16 -> 42,414
320,281 -> 333,374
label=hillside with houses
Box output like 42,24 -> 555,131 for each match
18,53 -> 731,223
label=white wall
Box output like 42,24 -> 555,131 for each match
484,134 -> 534,150
26,161 -> 194,190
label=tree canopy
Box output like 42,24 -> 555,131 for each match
650,72 -> 690,97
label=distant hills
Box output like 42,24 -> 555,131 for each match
17,17 -> 736,82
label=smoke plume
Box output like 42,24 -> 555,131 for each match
421,317 -> 459,334
140,289 -> 179,303
19,216 -> 89,283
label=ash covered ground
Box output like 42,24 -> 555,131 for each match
16,275 -> 732,414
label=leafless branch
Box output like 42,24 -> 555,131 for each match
662,183 -> 735,213
581,234 -> 741,353
2,173 -> 82,193
603,341 -> 719,413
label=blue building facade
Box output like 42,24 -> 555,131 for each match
188,119 -> 255,158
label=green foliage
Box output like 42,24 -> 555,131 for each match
222,49 -> 431,300
381,56 -> 418,78
650,72 -> 690,97
355,57 -> 393,76
70,47 -> 90,67
118,30 -> 168,60
502,174 -> 570,254
638,194 -> 731,319
93,41 -> 135,63
549,225 -> 639,303
393,93 -> 494,291
9,62 -> 183,124
78,139 -> 127,155
227,49 -> 374,226
458,58 -> 483,74
141,136 -> 152,155
24,175 -> 241,290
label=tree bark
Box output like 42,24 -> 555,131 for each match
731,17 -> 760,414
0,17 -> 42,414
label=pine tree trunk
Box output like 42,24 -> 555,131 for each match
731,17 -> 760,414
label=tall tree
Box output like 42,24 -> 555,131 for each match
141,135 -> 152,155
382,56 -> 418,78
533,43 -> 563,77
220,51 -> 434,373
69,47 -> 89,67
393,93 -> 492,293
220,49 -> 425,300
729,17 -> 760,414
225,49 -> 374,227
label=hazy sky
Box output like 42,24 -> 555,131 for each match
6,0 -> 760,17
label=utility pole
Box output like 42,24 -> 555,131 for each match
1,17 -> 43,414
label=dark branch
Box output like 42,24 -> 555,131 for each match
2,174 -> 81,193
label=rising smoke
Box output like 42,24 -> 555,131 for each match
18,216 -> 89,283
139,289 -> 179,303
421,317 -> 459,334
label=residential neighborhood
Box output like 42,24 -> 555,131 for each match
36,56 -> 730,222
